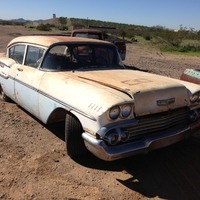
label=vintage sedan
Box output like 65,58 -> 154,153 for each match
1,36 -> 200,161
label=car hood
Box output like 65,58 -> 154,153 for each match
76,69 -> 190,116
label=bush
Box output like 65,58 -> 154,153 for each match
181,44 -> 200,52
144,33 -> 151,40
161,43 -> 200,53
36,23 -> 51,31
140,31 -> 152,41
26,25 -> 35,29
58,25 -> 68,31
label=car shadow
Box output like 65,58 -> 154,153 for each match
73,136 -> 200,200
116,137 -> 200,200
25,114 -> 200,199
50,124 -> 200,200
46,121 -> 130,171
46,121 -> 66,141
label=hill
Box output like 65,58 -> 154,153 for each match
1,17 -> 200,54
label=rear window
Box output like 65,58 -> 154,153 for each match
9,45 -> 25,64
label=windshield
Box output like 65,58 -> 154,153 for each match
41,43 -> 125,71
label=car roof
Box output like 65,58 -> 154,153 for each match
72,29 -> 102,33
7,35 -> 112,48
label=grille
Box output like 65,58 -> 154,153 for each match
125,108 -> 190,141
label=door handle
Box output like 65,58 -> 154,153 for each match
17,68 -> 23,72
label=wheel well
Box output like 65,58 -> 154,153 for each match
0,83 -> 10,102
47,108 -> 82,128
47,108 -> 68,124
0,83 -> 3,93
47,108 -> 84,143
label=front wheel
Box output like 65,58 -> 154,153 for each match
0,84 -> 9,102
65,113 -> 88,158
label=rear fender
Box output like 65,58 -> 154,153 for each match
0,57 -> 16,79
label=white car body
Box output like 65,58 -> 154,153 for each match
1,35 -> 200,161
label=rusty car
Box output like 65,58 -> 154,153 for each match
181,69 -> 200,84
71,28 -> 126,61
1,35 -> 200,161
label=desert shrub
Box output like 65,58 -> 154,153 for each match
180,44 -> 200,52
160,31 -> 183,47
143,33 -> 151,40
36,23 -> 51,31
59,17 -> 67,25
58,25 -> 68,31
26,25 -> 35,29
0,21 -> 24,26
161,43 -> 200,53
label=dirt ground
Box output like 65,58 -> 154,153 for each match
0,25 -> 200,200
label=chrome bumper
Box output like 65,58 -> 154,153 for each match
82,127 -> 194,161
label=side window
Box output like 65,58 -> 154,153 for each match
42,45 -> 69,70
25,46 -> 45,68
9,45 -> 25,64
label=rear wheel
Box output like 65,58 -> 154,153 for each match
65,113 -> 87,158
0,84 -> 9,102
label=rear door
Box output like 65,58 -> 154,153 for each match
13,45 -> 46,117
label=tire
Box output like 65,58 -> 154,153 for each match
65,113 -> 87,158
0,84 -> 9,102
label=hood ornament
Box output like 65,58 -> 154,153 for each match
157,98 -> 175,106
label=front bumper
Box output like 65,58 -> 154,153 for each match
82,126 -> 196,161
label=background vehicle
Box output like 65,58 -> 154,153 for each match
180,69 -> 200,84
71,28 -> 126,60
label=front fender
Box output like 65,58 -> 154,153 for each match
174,78 -> 200,95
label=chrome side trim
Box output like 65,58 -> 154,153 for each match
39,90 -> 96,121
7,76 -> 96,121
0,73 -> 9,79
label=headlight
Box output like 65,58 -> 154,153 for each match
121,104 -> 132,118
109,104 -> 133,120
109,106 -> 120,119
103,129 -> 129,145
190,92 -> 200,103
104,131 -> 119,145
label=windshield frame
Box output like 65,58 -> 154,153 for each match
40,42 -> 125,72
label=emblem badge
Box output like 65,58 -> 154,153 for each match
157,98 -> 175,106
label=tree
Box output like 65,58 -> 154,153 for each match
59,17 -> 67,25
120,30 -> 126,40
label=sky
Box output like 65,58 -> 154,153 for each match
1,0 -> 200,31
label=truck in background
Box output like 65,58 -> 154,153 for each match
71,28 -> 126,61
